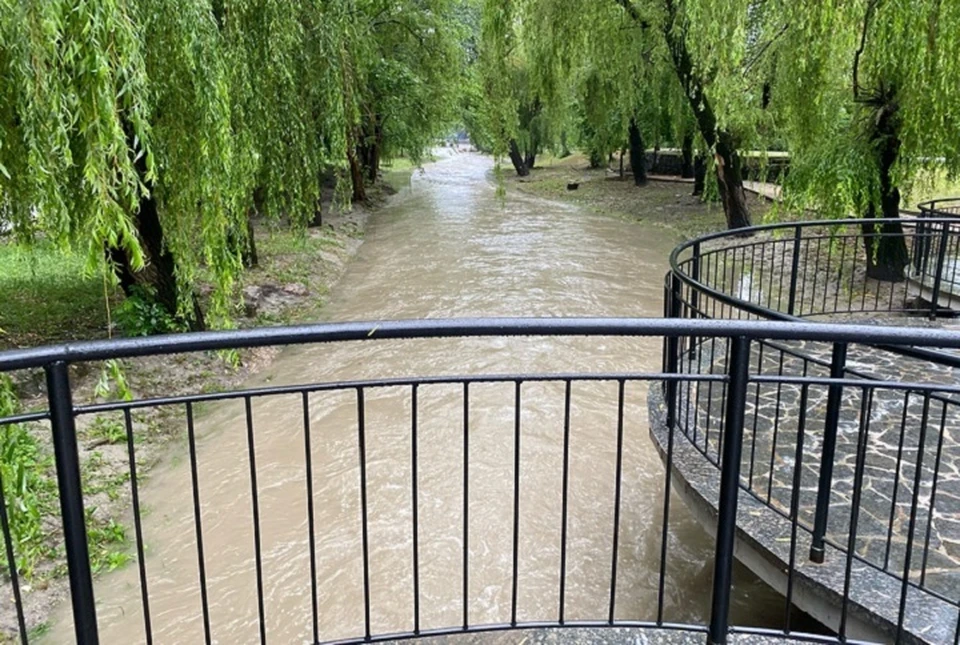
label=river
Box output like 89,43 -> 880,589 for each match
49,152 -> 786,643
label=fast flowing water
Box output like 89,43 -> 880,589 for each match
50,152 -> 785,643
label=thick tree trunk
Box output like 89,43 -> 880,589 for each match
715,132 -> 751,230
524,152 -> 537,170
628,118 -> 647,186
111,191 -> 206,331
661,0 -> 750,230
692,154 -> 706,196
348,147 -> 367,202
862,98 -> 907,281
681,133 -> 695,178
619,146 -> 626,179
508,140 -> 530,177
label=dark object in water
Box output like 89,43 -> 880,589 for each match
567,182 -> 579,191
903,295 -> 960,318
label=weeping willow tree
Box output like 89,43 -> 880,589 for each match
766,0 -> 960,280
0,1 -> 250,330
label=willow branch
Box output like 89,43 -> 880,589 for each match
742,23 -> 789,77
613,0 -> 651,29
853,0 -> 882,100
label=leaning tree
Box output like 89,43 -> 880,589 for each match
767,0 -> 960,280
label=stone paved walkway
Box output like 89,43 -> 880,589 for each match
677,336 -> 960,605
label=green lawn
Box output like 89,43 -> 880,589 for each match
0,242 -> 108,349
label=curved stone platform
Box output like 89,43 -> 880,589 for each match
648,381 -> 960,645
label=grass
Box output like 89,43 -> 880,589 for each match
0,241 -> 108,349
907,167 -> 960,207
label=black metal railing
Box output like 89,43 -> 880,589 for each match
913,201 -> 960,312
2,319 -> 960,645
666,217 -> 960,643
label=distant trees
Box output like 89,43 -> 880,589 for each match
475,0 -> 960,246
0,0 -> 469,328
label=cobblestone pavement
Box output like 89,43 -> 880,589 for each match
676,336 -> 960,605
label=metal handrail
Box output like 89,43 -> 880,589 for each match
5,318 -> 960,644
5,316 -> 960,373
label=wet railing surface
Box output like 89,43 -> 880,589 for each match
667,216 -> 960,643
3,318 -> 960,644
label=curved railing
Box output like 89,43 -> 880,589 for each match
665,217 -> 960,643
4,319 -> 960,644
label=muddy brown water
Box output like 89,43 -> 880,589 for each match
49,152 -> 788,643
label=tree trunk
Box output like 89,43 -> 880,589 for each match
681,133 -> 695,178
524,152 -> 536,170
692,154 -> 706,196
508,139 -> 530,177
309,206 -> 323,228
714,132 -> 751,230
589,149 -> 604,169
111,191 -> 205,331
366,116 -> 383,184
348,147 -> 367,202
862,97 -> 907,281
619,146 -> 626,179
628,118 -> 647,186
244,212 -> 258,268
661,0 -> 750,230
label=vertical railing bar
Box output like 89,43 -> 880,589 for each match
839,387 -> 873,640
690,242 -> 701,317
411,385 -> 420,635
920,400 -> 949,586
930,221 -> 951,319
822,236 -> 833,313
657,375 -> 676,625
45,361 -> 99,645
860,234 -> 870,313
813,237 -> 823,314
810,342 -> 848,563
716,338 -> 732,465
0,452 -> 28,645
510,380 -> 522,627
243,397 -> 267,645
301,393 -> 320,645
608,379 -> 626,625
784,383 -> 809,634
462,382 -> 469,631
558,380 -> 572,624
766,351 -> 787,503
884,390 -> 911,571
186,402 -> 212,645
896,391 -> 932,642
800,235 -> 811,316
356,388 -> 372,641
834,236 -> 847,313
707,336 -> 751,645
123,409 -> 152,645
747,343 -> 765,488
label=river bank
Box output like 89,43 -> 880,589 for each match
0,175 -> 411,640
507,153 -> 772,239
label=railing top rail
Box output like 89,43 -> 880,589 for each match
3,317 -> 960,372
919,198 -> 960,215
668,216 -> 958,266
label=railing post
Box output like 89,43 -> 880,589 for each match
690,242 -> 701,317
666,273 -> 682,429
929,221 -> 951,319
708,336 -> 751,645
809,342 -> 848,564
787,227 -> 802,316
45,361 -> 99,644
